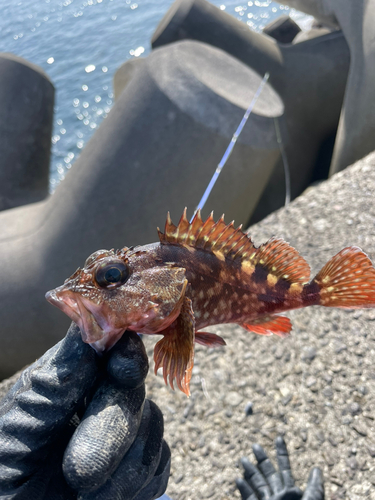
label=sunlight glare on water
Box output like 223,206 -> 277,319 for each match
0,0 -> 312,192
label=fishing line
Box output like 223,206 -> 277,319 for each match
190,71 -> 270,223
274,116 -> 291,206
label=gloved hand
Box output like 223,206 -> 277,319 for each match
0,323 -> 171,500
236,436 -> 324,500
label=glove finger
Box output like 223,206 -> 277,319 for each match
132,440 -> 171,500
0,323 -> 97,493
63,379 -> 145,492
275,436 -> 295,489
78,399 -> 164,500
235,477 -> 258,500
241,457 -> 271,500
252,444 -> 283,494
106,330 -> 149,389
0,427 -> 77,500
302,468 -> 324,500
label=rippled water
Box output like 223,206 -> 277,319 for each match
0,0 -> 311,191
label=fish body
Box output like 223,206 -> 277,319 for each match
46,210 -> 375,395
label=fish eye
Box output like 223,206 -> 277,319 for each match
95,260 -> 130,289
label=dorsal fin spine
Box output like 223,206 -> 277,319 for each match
176,208 -> 189,243
158,212 -> 310,285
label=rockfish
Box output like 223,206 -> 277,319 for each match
46,210 -> 375,395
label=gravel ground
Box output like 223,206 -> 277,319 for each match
1,153 -> 375,499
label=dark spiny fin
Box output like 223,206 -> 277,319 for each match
313,246 -> 375,308
158,210 -> 255,261
195,331 -> 226,347
153,296 -> 195,397
240,315 -> 292,338
157,212 -> 309,286
253,238 -> 310,284
158,212 -> 177,244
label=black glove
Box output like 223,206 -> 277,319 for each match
0,323 -> 171,500
236,436 -> 324,500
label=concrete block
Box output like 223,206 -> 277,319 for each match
263,15 -> 301,44
0,53 -> 54,211
113,57 -> 146,101
152,0 -> 350,221
275,0 -> 375,174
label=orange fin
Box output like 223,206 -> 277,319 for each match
314,246 -> 375,308
157,211 -> 310,286
240,315 -> 292,338
158,209 -> 255,261
195,331 -> 226,347
253,238 -> 310,284
154,296 -> 195,396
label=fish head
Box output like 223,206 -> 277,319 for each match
46,247 -> 187,352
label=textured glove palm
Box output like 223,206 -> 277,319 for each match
0,323 -> 170,500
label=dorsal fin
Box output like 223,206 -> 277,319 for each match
157,210 -> 310,284
252,237 -> 310,284
158,209 -> 255,261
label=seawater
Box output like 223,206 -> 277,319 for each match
0,0 -> 311,191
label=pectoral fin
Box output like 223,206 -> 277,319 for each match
240,315 -> 292,338
154,296 -> 195,396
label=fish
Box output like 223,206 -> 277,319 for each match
46,209 -> 375,396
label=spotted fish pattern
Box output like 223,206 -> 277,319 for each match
46,210 -> 375,396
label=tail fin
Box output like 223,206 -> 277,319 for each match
314,246 -> 375,308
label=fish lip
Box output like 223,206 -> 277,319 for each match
45,288 -> 81,325
45,287 -> 105,344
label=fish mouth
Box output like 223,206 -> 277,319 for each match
45,287 -> 125,352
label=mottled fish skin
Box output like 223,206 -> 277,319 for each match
125,243 -> 318,331
46,209 -> 375,396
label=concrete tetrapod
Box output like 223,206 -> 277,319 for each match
113,57 -> 146,101
273,0 -> 375,175
0,53 -> 54,211
263,15 -> 301,44
151,0 -> 350,222
0,40 -> 284,379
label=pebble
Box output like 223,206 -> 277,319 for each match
306,376 -> 317,388
301,346 -> 317,362
331,364 -> 343,373
259,355 -> 274,366
358,385 -> 368,395
315,430 -> 325,443
351,421 -> 368,436
281,394 -> 292,406
322,387 -> 333,399
334,342 -> 347,354
346,456 -> 358,470
324,450 -> 336,466
328,435 -> 338,447
225,391 -> 243,407
244,402 -> 253,416
349,402 -> 361,416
